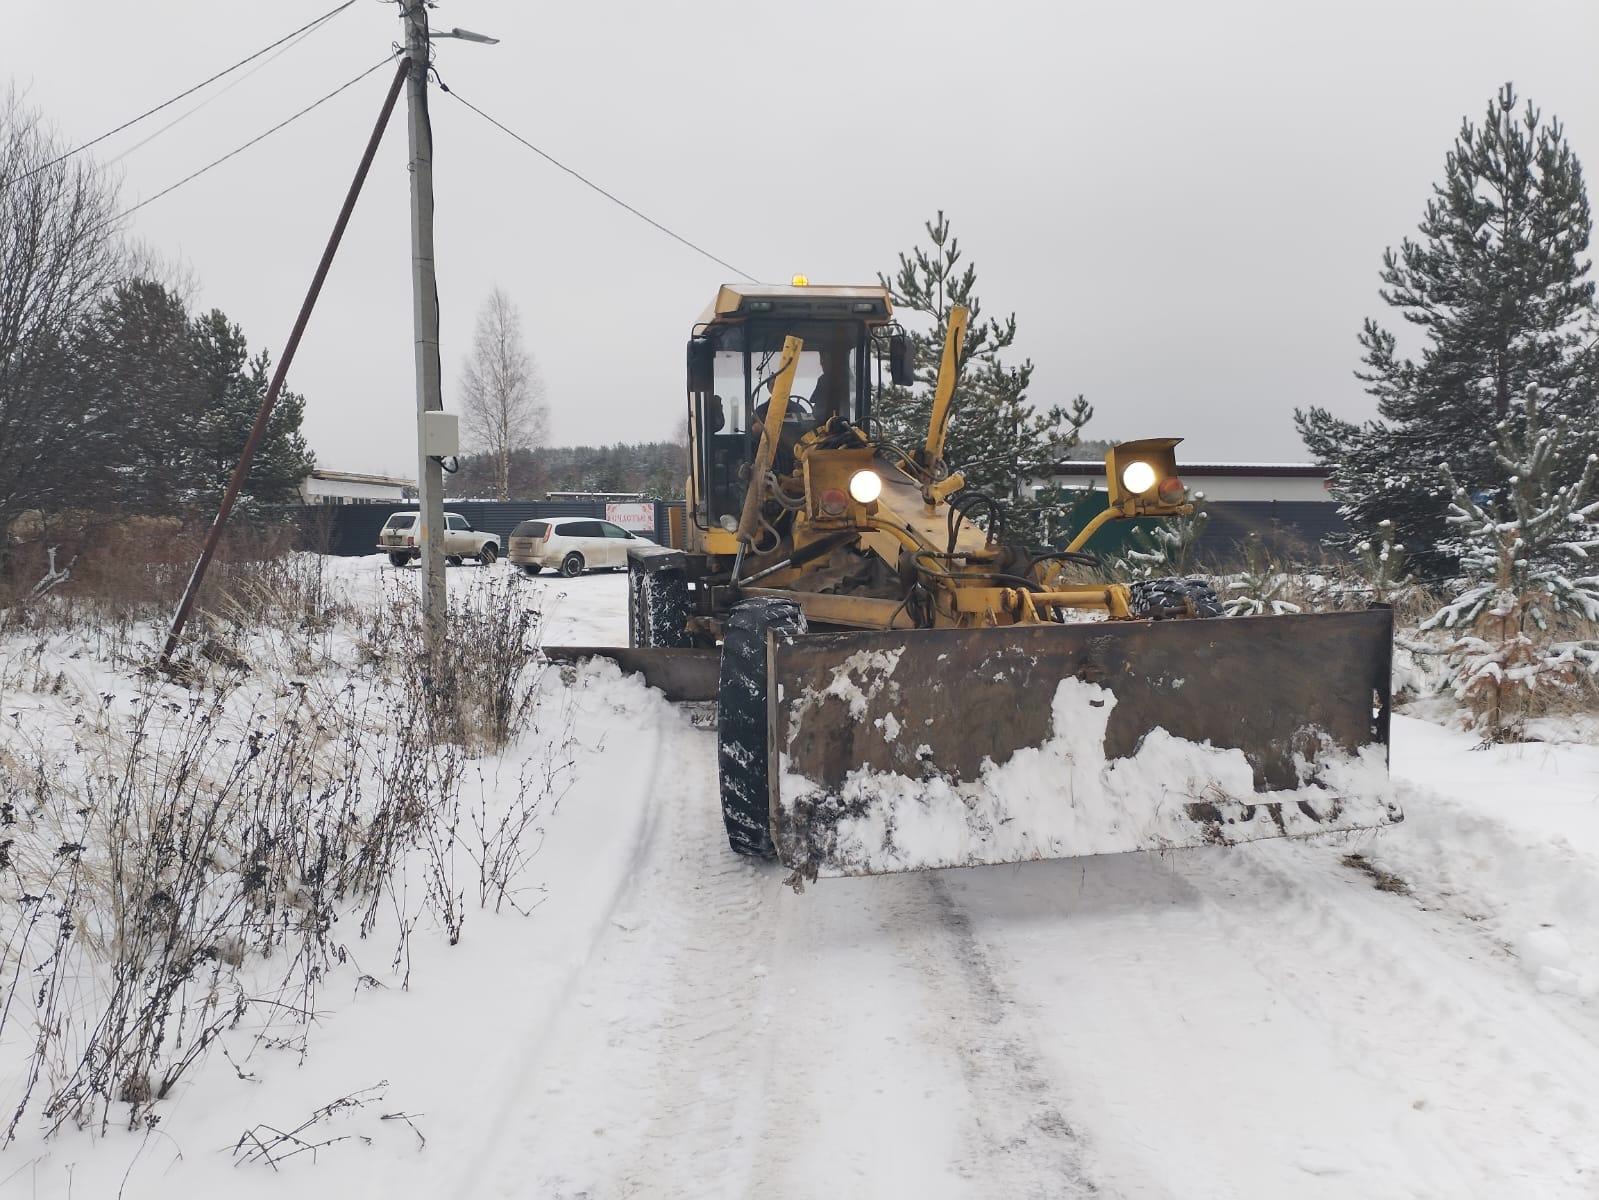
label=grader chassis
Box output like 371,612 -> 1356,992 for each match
548,281 -> 1398,880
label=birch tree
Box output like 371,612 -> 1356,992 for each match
458,288 -> 548,500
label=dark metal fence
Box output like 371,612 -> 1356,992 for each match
281,498 -> 1341,563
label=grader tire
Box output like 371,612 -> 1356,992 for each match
717,598 -> 804,859
628,561 -> 691,649
1128,577 -> 1223,620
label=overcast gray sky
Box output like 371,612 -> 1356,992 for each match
8,0 -> 1597,476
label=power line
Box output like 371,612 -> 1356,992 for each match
440,84 -> 761,283
105,18 -> 332,168
4,0 -> 357,190
93,55 -> 398,235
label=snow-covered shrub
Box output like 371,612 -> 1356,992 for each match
1422,391 -> 1599,737
1353,520 -> 1419,607
1108,498 -> 1210,581
1220,534 -> 1304,617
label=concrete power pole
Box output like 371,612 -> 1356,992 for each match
403,0 -> 447,652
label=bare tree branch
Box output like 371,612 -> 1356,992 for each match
0,88 -> 121,547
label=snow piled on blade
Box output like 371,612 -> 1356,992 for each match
779,676 -> 1399,877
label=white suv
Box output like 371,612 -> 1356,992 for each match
507,518 -> 655,577
377,512 -> 501,568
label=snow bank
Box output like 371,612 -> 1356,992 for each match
780,676 -> 1400,876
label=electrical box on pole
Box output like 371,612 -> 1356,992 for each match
422,410 -> 459,457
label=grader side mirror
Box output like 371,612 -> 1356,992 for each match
687,337 -> 714,393
889,333 -> 916,387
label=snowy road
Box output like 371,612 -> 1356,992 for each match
470,567 -> 1599,1199
9,560 -> 1598,1198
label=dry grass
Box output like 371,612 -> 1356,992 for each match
0,555 -> 571,1142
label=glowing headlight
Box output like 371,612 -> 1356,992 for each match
848,470 -> 883,504
1121,461 -> 1157,495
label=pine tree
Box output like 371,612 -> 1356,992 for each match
1296,84 -> 1599,572
70,280 -> 202,513
877,212 -> 1093,543
1422,387 -> 1599,735
189,310 -> 314,511
1108,503 -> 1211,580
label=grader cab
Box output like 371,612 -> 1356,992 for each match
550,281 -> 1399,881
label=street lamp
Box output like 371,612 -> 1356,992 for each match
433,27 -> 499,44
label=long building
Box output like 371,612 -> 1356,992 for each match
1035,460 -> 1343,559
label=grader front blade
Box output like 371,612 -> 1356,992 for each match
768,608 -> 1400,879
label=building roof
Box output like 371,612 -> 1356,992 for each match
307,469 -> 415,488
1046,460 -> 1327,479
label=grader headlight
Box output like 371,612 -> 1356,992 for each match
1121,461 -> 1157,495
848,470 -> 883,504
1105,438 -> 1185,509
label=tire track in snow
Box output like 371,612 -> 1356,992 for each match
907,875 -> 1098,1196
464,720 -> 784,1199
604,729 -> 784,1200
1182,842 -> 1599,1193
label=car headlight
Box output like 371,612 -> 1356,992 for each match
848,470 -> 882,504
1121,461 -> 1157,495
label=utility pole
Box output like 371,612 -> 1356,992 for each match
403,0 -> 447,653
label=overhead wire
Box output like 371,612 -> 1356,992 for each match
4,0 -> 358,192
104,17 -> 334,167
90,54 -> 400,235
437,82 -> 761,283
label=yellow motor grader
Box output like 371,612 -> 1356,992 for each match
550,281 -> 1399,880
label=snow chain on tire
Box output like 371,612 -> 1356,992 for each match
717,598 -> 806,859
1127,577 -> 1223,620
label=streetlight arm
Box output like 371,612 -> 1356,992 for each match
434,26 -> 498,43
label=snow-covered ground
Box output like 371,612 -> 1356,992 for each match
4,555 -> 1599,1198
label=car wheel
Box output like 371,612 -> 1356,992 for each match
559,552 -> 585,578
446,554 -> 464,567
520,563 -> 542,577
387,552 -> 410,568
479,543 -> 498,565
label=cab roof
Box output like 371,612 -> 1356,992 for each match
698,283 -> 894,326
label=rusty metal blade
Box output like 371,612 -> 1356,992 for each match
542,646 -> 720,701
768,610 -> 1399,879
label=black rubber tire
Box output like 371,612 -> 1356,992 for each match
387,552 -> 410,569
1128,577 -> 1223,620
559,552 -> 585,578
717,598 -> 805,859
446,554 -> 464,568
479,544 -> 498,565
629,563 -> 691,649
520,563 -> 542,577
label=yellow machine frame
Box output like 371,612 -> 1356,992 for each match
679,283 -> 1194,633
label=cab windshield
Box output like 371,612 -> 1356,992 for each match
698,319 -> 870,526
710,320 -> 864,436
